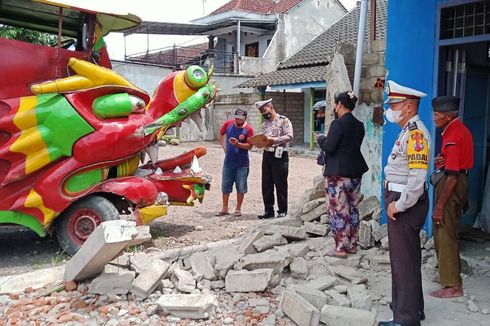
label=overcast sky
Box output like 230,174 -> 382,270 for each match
106,0 -> 359,60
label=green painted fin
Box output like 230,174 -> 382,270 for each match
0,211 -> 46,237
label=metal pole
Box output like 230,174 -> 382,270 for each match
353,0 -> 368,97
452,49 -> 459,96
309,88 -> 314,150
237,19 -> 241,57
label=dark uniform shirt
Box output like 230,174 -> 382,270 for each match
437,118 -> 474,174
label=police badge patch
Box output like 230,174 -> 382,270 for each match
407,130 -> 429,169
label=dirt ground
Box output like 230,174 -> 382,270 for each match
147,141 -> 321,250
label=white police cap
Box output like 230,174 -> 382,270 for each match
384,80 -> 427,104
254,98 -> 273,112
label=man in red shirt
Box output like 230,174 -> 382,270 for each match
217,108 -> 254,217
430,96 -> 474,298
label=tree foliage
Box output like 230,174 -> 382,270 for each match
0,25 -> 57,45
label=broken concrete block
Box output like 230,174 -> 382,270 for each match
358,221 -> 373,248
359,196 -> 381,221
301,203 -> 327,222
278,242 -> 310,258
369,254 -> 391,271
320,305 -> 377,326
372,224 -> 388,242
347,284 -> 372,310
281,290 -> 320,326
172,269 -> 196,293
290,257 -> 309,279
306,237 -> 333,252
420,229 -> 428,247
304,222 -> 328,236
157,294 -> 218,319
329,265 -> 368,284
260,225 -> 307,241
268,217 -> 304,227
210,280 -> 225,289
301,187 -> 325,203
346,254 -> 362,268
131,259 -> 170,298
89,272 -> 135,295
110,253 -> 131,268
225,269 -> 273,292
239,231 -> 264,255
306,275 -> 337,291
320,214 -> 329,224
0,265 -> 65,293
189,252 -> 215,280
380,236 -> 389,250
334,285 -> 347,294
64,220 -> 139,282
302,198 -> 326,215
238,250 -> 291,273
424,238 -> 434,250
162,279 -> 174,288
253,234 -> 288,252
128,225 -> 152,247
103,264 -> 128,274
207,246 -> 243,278
288,286 -> 328,310
128,252 -> 152,274
325,290 -> 351,307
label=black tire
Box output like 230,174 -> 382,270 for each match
56,195 -> 120,256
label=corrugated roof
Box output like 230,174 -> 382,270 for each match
210,0 -> 303,16
238,0 -> 388,88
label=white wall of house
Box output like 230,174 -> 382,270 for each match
261,0 -> 346,71
283,0 -> 346,58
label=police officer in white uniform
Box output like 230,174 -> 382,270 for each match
254,98 -> 293,219
379,81 -> 431,326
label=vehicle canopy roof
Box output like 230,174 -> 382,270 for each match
0,0 -> 141,37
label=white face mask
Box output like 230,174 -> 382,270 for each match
385,108 -> 403,123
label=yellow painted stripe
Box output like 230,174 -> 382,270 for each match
174,71 -> 195,104
11,96 -> 51,174
25,189 -> 57,226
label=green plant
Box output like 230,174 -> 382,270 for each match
51,250 -> 68,265
0,25 -> 57,45
124,244 -> 143,253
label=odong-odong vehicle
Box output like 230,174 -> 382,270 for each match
0,0 -> 215,255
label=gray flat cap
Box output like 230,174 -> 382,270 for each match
432,96 -> 460,112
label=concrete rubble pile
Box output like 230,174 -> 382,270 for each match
0,176 -> 455,326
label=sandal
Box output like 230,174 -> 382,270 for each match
325,250 -> 347,259
233,211 -> 242,217
215,211 -> 230,216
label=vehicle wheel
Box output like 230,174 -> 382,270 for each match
56,196 -> 120,256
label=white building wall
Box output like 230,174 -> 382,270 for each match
283,0 -> 346,58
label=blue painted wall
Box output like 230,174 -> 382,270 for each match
383,0 -> 441,235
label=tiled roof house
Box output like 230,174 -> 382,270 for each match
238,0 -> 387,88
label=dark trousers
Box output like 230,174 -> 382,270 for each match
433,174 -> 468,287
262,151 -> 289,214
384,189 -> 428,326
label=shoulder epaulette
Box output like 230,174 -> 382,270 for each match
408,121 -> 418,131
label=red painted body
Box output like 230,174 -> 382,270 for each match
0,38 -> 111,101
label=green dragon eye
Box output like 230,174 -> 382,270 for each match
185,66 -> 208,89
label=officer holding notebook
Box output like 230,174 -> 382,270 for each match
254,98 -> 293,219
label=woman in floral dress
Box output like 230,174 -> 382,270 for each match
315,91 -> 368,258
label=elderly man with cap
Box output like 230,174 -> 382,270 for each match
379,81 -> 431,326
254,98 -> 293,219
217,108 -> 254,217
430,96 -> 473,299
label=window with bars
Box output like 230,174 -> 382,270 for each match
440,1 -> 490,39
